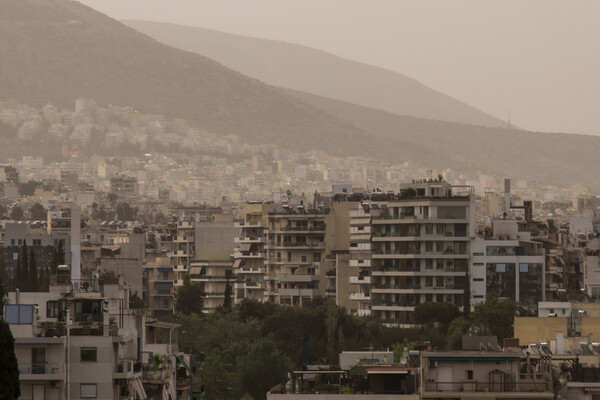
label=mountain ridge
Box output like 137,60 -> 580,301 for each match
123,20 -> 507,129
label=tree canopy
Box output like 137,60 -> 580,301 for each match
0,319 -> 21,399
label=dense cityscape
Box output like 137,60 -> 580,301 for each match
2,1 -> 600,400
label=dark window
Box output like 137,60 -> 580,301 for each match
47,301 -> 59,318
80,348 -> 97,362
466,370 -> 473,380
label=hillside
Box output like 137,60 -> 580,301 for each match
286,89 -> 600,189
0,0 -> 390,157
123,21 -> 507,129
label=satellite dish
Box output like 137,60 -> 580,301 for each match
400,356 -> 407,365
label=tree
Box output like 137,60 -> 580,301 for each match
29,203 -> 47,220
19,240 -> 29,291
129,291 -> 145,309
414,302 -> 460,331
10,206 -> 24,221
0,319 -> 21,399
116,202 -> 137,221
28,248 -> 38,292
236,337 -> 293,400
470,292 -> 518,342
99,270 -> 119,285
175,274 -> 205,315
222,276 -> 232,313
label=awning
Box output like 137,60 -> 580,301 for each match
367,369 -> 410,374
158,267 -> 173,272
232,259 -> 242,269
189,266 -> 204,275
147,321 -> 181,329
239,243 -> 252,252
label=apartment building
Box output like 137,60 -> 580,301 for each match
144,256 -> 176,318
189,214 -> 237,312
470,218 -> 546,312
171,219 -> 195,287
5,279 -> 147,400
232,203 -> 268,303
420,351 -> 553,399
264,198 -> 328,306
350,180 -> 475,326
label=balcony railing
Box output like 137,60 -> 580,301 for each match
19,363 -> 63,375
423,381 -> 550,393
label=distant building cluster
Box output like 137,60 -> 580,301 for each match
4,99 -> 600,399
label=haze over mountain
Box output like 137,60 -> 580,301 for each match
123,21 -> 506,129
0,0 -> 389,157
2,0 -> 600,189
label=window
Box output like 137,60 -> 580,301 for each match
425,242 -> 433,252
436,294 -> 444,302
47,301 -> 59,318
465,370 -> 473,380
80,384 -> 97,398
436,259 -> 444,269
436,224 -> 445,234
301,255 -> 307,262
313,253 -> 321,262
436,241 -> 444,252
426,259 -> 433,269
4,305 -> 33,324
425,224 -> 433,234
80,348 -> 97,362
436,277 -> 444,287
425,277 -> 433,287
473,278 -> 484,282
33,239 -> 41,246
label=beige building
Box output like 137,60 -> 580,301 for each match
189,214 -> 237,312
264,200 -> 327,306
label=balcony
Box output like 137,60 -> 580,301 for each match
19,363 -> 65,380
173,264 -> 187,272
233,267 -> 265,275
114,359 -> 142,379
279,274 -> 320,283
233,252 -> 266,259
349,292 -> 371,301
265,241 -> 325,249
422,381 -> 551,394
349,276 -> 371,284
234,281 -> 265,290
349,259 -> 371,267
234,236 -> 264,243
234,221 -> 265,228
174,235 -> 192,243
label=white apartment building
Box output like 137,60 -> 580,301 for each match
350,180 -> 475,326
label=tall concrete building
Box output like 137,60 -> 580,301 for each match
349,180 -> 475,326
264,196 -> 328,306
232,203 -> 268,303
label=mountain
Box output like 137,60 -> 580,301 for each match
123,20 -> 506,128
286,89 -> 600,189
2,0 -> 600,190
0,0 -> 392,157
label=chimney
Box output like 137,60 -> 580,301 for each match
71,206 -> 81,284
504,178 -> 511,217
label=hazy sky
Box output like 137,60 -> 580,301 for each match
79,0 -> 600,135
